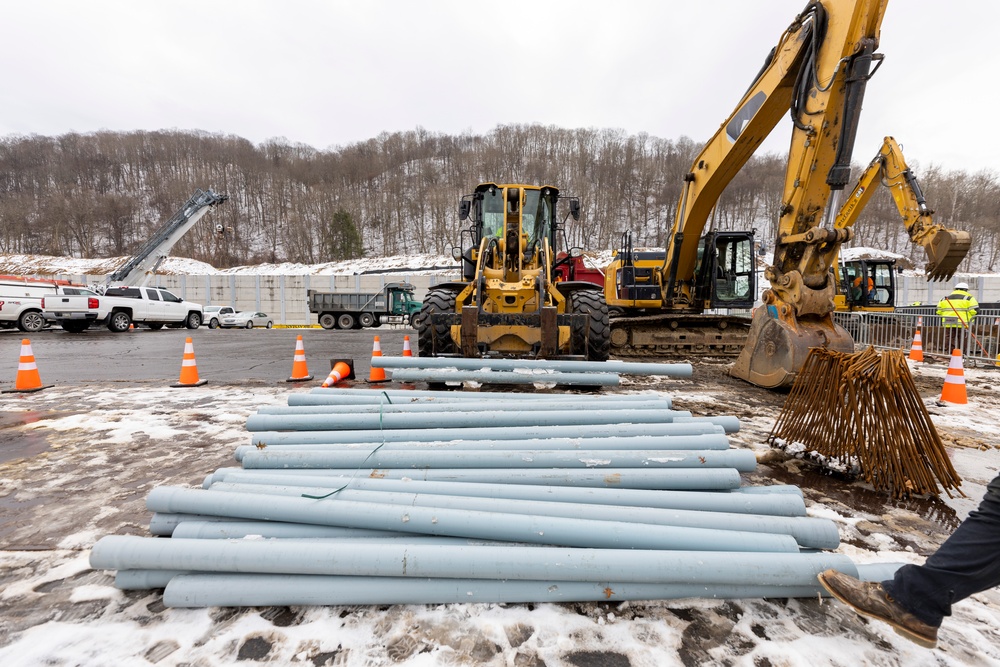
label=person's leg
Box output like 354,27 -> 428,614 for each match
818,473 -> 1000,648
882,473 -> 1000,626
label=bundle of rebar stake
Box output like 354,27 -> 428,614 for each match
769,346 -> 963,499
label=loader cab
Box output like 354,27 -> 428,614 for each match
835,259 -> 896,311
455,183 -> 565,280
693,231 -> 756,308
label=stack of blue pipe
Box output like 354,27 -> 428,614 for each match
90,383 -> 899,607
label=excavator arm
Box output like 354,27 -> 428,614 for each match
661,8 -> 814,306
833,136 -> 971,281
730,0 -> 889,388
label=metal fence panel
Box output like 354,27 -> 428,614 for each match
834,309 -> 1000,367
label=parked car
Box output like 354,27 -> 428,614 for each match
203,305 -> 236,329
220,311 -> 273,329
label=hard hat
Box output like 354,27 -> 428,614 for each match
955,282 -> 969,290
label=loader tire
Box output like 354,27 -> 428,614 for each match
416,288 -> 457,357
569,290 -> 610,361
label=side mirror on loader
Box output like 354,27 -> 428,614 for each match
458,200 -> 471,221
569,199 -> 581,221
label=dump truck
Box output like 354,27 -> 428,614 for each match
308,282 -> 422,329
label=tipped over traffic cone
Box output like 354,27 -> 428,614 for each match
172,337 -> 207,387
287,335 -> 313,382
908,328 -> 924,362
322,361 -> 352,387
369,335 -> 387,382
939,349 -> 967,404
3,339 -> 51,393
402,335 -> 413,357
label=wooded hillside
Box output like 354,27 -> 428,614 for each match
1,126 -> 997,271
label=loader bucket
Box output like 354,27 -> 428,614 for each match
924,228 -> 972,282
730,306 -> 855,388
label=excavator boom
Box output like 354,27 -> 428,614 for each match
730,0 -> 890,388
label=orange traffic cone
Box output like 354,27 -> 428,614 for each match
939,349 -> 967,404
172,337 -> 207,387
3,339 -> 51,393
402,335 -> 413,357
322,361 -> 352,388
908,328 -> 924,362
369,335 -> 387,382
287,335 -> 313,382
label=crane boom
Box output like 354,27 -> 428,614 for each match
105,189 -> 228,288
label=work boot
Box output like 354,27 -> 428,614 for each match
817,569 -> 938,649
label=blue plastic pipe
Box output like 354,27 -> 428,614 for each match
202,471 -> 808,516
91,535 -> 854,582
388,368 -> 622,386
222,467 -> 744,490
255,397 -> 673,415
287,390 -> 673,407
245,408 -> 701,432
372,356 -> 693,377
164,575 -> 825,607
238,447 -> 757,472
234,433 -> 732,462
249,420 -> 729,448
144,486 -> 795,552
205,482 -> 839,549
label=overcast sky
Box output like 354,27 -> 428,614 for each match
4,1 -> 997,174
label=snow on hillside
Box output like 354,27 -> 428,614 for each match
0,254 -> 458,278
0,247 -> 989,283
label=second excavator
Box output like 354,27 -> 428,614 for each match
602,0 -> 969,387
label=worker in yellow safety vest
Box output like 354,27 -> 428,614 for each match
936,282 -> 979,327
936,282 -> 978,353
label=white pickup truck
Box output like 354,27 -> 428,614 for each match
42,285 -> 204,333
1,275 -> 96,333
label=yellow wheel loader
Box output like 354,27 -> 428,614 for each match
415,183 -> 610,361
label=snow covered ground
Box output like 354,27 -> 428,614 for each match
1,357 -> 998,666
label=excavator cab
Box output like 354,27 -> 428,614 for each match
835,259 -> 895,311
693,232 -> 757,308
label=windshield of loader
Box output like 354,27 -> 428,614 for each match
482,189 -> 504,238
521,188 -> 554,248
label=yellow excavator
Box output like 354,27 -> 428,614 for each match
833,136 -> 970,313
599,0 -> 968,387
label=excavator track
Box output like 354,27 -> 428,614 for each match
609,313 -> 752,357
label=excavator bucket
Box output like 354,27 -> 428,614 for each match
730,307 -> 855,389
924,228 -> 972,282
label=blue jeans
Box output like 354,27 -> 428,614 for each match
883,473 -> 1000,627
